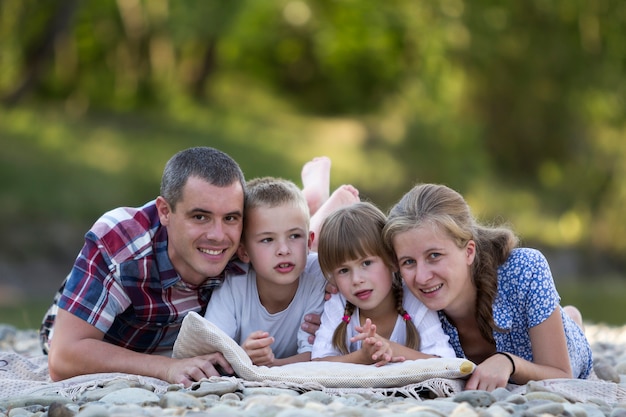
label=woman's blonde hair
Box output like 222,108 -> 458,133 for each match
383,183 -> 519,343
318,202 -> 420,354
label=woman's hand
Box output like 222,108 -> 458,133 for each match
464,353 -> 514,391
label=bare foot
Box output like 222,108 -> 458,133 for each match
302,156 -> 331,216
310,184 -> 360,251
563,305 -> 584,331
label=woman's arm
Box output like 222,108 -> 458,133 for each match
465,308 -> 572,390
514,307 -> 573,382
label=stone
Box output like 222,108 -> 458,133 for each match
594,360 -> 621,383
99,388 -> 160,406
187,380 -> 239,397
47,402 -> 76,417
159,391 -> 203,409
75,404 -> 111,417
453,391 -> 496,408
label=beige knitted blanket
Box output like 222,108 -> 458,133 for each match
1,313 -> 624,404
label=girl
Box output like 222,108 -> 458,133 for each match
311,202 -> 455,365
383,183 -> 592,390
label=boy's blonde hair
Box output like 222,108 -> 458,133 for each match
244,177 -> 310,230
318,201 -> 420,354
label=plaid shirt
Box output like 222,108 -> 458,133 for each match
40,200 -> 243,355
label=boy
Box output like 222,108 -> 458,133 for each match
204,177 -> 327,366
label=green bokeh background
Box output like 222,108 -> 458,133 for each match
1,0 -> 625,328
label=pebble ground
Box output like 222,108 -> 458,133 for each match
1,323 -> 626,417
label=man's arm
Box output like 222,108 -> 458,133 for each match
48,308 -> 233,386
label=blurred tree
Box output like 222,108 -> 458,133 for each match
168,0 -> 244,100
1,0 -> 79,106
1,0 -> 625,256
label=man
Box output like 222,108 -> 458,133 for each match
42,147 -> 253,386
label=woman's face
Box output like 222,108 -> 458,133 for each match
392,224 -> 476,317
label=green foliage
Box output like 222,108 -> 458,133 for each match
0,0 -> 625,260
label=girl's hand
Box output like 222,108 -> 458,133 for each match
241,331 -> 275,366
465,353 -> 514,391
352,318 -> 398,366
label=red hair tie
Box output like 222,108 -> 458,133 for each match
402,313 -> 411,321
342,315 -> 351,323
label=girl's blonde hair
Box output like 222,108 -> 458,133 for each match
318,201 -> 420,354
383,183 -> 519,343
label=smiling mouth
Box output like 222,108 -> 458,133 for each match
422,284 -> 443,294
199,248 -> 224,256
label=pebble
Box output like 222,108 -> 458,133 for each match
2,322 -> 626,417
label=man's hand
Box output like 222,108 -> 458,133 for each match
241,331 -> 275,366
302,282 -> 337,344
166,353 -> 233,387
324,282 -> 338,301
302,314 -> 321,344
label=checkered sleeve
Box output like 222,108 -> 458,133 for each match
57,231 -> 131,334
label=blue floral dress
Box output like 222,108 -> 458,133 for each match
440,247 -> 592,378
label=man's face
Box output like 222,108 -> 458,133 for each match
156,176 -> 244,286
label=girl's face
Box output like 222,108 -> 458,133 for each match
391,224 -> 476,317
329,255 -> 395,316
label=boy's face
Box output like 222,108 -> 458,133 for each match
157,176 -> 244,286
238,203 -> 312,287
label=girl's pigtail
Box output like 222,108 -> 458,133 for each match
393,275 -> 421,350
332,302 -> 356,355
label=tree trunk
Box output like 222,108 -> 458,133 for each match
190,37 -> 217,101
2,0 -> 79,107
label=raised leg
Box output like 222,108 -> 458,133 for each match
310,184 -> 360,251
301,156 -> 331,216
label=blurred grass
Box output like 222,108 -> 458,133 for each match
1,101 -> 625,330
0,299 -> 51,331
558,279 -> 626,327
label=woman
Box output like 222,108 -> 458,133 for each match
383,183 -> 592,391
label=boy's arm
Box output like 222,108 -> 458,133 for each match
312,349 -> 375,364
272,352 -> 312,366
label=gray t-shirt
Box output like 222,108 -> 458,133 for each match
204,253 -> 326,359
